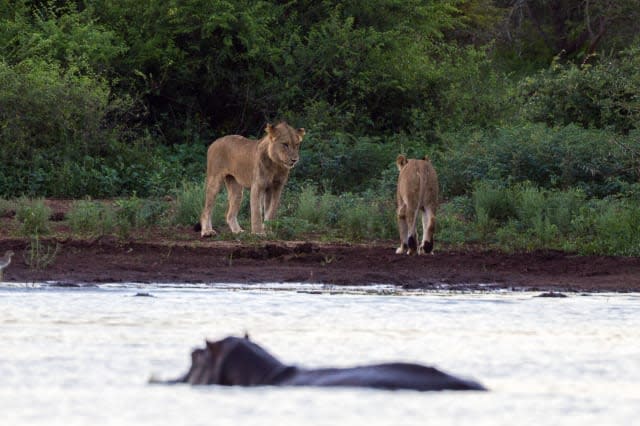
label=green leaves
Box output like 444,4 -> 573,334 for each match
519,49 -> 640,133
436,124 -> 640,198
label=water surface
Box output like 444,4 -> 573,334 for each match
1,283 -> 639,425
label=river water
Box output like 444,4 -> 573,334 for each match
1,283 -> 638,426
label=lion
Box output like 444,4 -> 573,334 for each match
199,122 -> 305,236
395,154 -> 439,255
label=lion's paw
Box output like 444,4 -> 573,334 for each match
201,229 -> 217,238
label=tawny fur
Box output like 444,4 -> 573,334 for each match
199,122 -> 305,236
395,155 -> 439,255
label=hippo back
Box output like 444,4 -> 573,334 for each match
280,362 -> 485,391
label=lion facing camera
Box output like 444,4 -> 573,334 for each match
395,154 -> 439,255
199,122 -> 305,236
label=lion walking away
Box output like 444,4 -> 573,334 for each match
199,122 -> 305,236
395,155 -> 439,255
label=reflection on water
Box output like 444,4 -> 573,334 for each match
1,283 -> 639,426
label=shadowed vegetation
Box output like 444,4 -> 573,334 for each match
1,1 -> 640,255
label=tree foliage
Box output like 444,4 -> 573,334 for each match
519,45 -> 640,133
497,0 -> 640,66
1,0 -> 639,199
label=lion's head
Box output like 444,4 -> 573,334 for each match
265,122 -> 305,169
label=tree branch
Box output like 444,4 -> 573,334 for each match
524,1 -> 553,51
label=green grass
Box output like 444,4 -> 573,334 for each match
14,198 -> 51,237
4,180 -> 640,256
67,199 -> 115,238
112,195 -> 169,239
450,181 -> 640,255
212,182 -> 640,255
0,198 -> 15,216
172,181 -> 205,226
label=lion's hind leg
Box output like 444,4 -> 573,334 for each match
418,207 -> 436,255
200,175 -> 224,237
401,204 -> 420,255
396,203 -> 409,254
225,176 -> 245,234
407,204 -> 421,255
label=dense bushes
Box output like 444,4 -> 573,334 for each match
1,1 -> 640,256
294,133 -> 398,193
519,46 -> 640,133
0,59 -> 111,194
435,124 -> 640,198
0,54 -> 215,198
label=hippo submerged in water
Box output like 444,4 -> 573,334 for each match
151,335 -> 486,391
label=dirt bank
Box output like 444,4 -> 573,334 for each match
2,237 -> 640,292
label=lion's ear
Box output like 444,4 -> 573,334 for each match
424,155 -> 430,161
297,128 -> 305,141
396,154 -> 408,171
265,123 -> 275,137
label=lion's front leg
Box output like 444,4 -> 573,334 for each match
250,184 -> 266,235
264,185 -> 284,222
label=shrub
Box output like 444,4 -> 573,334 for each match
334,192 -> 395,241
437,124 -> 640,198
67,199 -> 115,237
582,199 -> 640,256
0,198 -> 15,216
112,196 -> 145,239
24,236 -> 60,271
295,133 -> 399,194
267,217 -> 313,240
294,185 -> 338,229
515,184 -> 546,228
295,185 -> 322,226
0,58 -> 128,197
14,198 -> 51,237
530,214 -> 559,248
436,218 -> 467,246
518,46 -> 640,133
494,221 -> 528,252
111,195 -> 169,238
137,199 -> 168,228
437,199 -> 472,247
545,188 -> 585,235
472,181 -> 516,223
172,181 -> 205,227
336,194 -> 372,240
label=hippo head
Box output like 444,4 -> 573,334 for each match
177,335 -> 286,386
181,341 -> 225,385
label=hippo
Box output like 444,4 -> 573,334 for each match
151,335 -> 486,391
